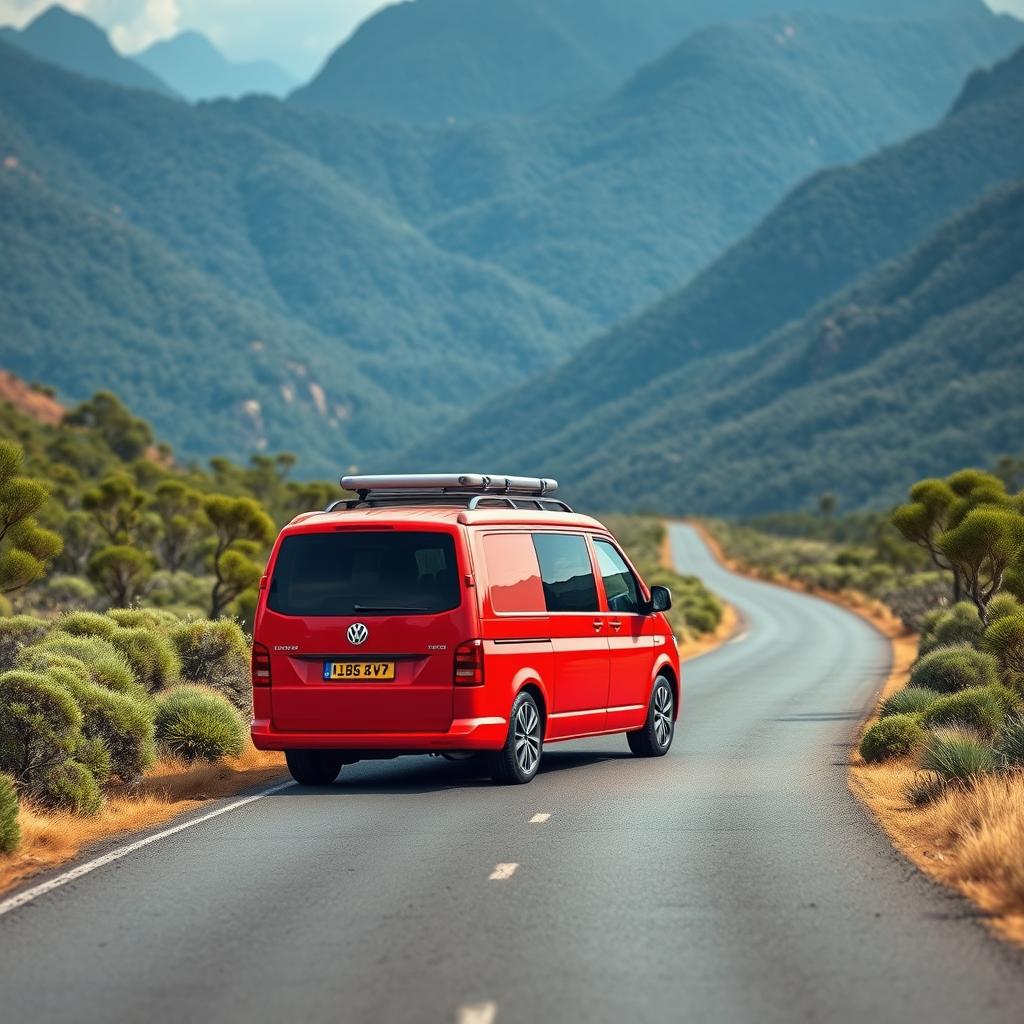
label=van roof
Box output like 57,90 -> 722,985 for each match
283,505 -> 608,534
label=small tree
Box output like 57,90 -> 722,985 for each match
59,510 -> 99,575
938,507 -> 1024,625
0,440 -> 63,594
64,391 -> 153,462
203,495 -> 275,619
82,474 -> 147,544
152,480 -> 208,572
87,545 -> 154,606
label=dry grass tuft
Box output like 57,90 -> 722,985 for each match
0,745 -> 284,897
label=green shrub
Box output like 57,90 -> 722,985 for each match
109,627 -> 180,693
106,608 -> 181,634
0,771 -> 19,853
37,759 -> 103,815
986,682 -> 1022,719
0,615 -> 48,671
997,715 -> 1024,770
880,687 -> 941,718
0,669 -> 83,788
45,666 -> 156,783
155,686 -> 244,762
920,728 -> 996,784
981,612 -> 1024,677
171,619 -> 251,711
57,611 -> 117,640
920,686 -> 1005,738
910,644 -> 999,693
32,634 -> 138,693
73,736 -> 112,787
859,714 -> 924,763
918,603 -> 983,656
988,593 -> 1023,623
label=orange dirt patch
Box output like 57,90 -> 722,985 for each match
0,371 -> 64,425
0,746 -> 285,897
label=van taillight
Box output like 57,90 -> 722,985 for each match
252,642 -> 272,687
453,639 -> 484,686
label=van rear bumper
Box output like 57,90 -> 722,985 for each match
251,716 -> 509,752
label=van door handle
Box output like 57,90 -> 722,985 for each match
592,620 -> 604,631
609,620 -> 622,631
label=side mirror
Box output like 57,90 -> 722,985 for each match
648,585 -> 672,614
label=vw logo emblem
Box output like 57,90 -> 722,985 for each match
347,622 -> 369,646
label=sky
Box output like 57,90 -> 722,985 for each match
1,0 -> 1022,79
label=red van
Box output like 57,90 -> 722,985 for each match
251,475 -> 680,785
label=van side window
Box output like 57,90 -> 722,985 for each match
594,539 -> 640,614
532,533 -> 599,613
482,533 -> 546,614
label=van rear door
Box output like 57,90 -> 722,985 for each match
258,526 -> 470,734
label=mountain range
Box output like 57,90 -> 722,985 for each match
0,0 -> 1021,508
407,43 -> 1024,513
0,5 -> 294,101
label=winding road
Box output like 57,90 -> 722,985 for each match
3,523 -> 1024,1023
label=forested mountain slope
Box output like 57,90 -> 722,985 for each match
292,0 -> 990,124
410,44 -> 1024,504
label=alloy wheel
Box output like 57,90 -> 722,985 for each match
514,700 -> 541,776
653,683 -> 673,748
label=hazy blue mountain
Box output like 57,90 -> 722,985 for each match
0,4 -> 177,97
135,31 -> 296,101
291,0 -> 990,124
405,45 -> 1024,513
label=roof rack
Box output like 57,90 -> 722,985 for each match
323,474 -> 573,514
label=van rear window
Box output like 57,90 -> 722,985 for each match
268,531 -> 460,617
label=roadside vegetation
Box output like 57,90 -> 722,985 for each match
600,516 -> 724,642
708,461 -> 1024,940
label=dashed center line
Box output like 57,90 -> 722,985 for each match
489,863 -> 519,881
529,812 -> 551,824
456,1001 -> 497,1024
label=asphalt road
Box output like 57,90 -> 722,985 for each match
3,522 -> 1024,1024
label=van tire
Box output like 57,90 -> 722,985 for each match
489,691 -> 543,784
627,676 -> 675,757
285,749 -> 344,786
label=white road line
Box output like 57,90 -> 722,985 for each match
488,862 -> 519,881
529,813 -> 551,824
0,780 -> 293,919
729,631 -> 751,645
457,1001 -> 497,1024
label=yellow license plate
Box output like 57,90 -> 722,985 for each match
323,661 -> 396,681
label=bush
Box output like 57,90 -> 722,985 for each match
0,771 -> 19,853
37,759 -> 103,815
918,603 -> 983,656
920,686 -> 1005,738
859,714 -> 924,763
910,644 -> 999,693
155,686 -> 244,762
997,715 -> 1024,770
171,619 -> 251,712
987,593 -> 1023,623
981,612 -> 1024,677
0,669 -> 83,789
883,575 -> 950,633
45,665 -> 156,783
880,687 -> 941,718
57,611 -> 117,640
106,608 -> 181,634
32,633 -> 138,694
987,682 -> 1022,719
0,615 -> 48,671
920,728 -> 996,784
109,627 -> 180,693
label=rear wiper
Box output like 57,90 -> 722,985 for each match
353,605 -> 429,613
